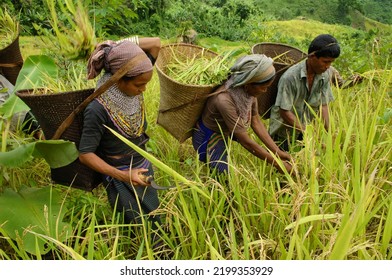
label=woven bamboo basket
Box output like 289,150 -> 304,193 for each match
15,88 -> 102,191
155,43 -> 220,143
0,34 -> 23,85
252,42 -> 307,118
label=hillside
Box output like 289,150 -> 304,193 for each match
257,16 -> 392,44
255,0 -> 392,25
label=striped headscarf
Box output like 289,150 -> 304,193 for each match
86,40 -> 153,138
87,40 -> 153,79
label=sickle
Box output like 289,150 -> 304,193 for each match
146,176 -> 175,190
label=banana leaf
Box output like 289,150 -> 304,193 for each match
0,140 -> 78,168
0,55 -> 57,118
0,187 -> 70,256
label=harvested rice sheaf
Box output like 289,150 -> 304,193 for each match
163,46 -> 232,86
0,8 -> 18,50
272,51 -> 297,65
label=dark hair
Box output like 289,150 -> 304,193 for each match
308,34 -> 340,58
121,75 -> 136,81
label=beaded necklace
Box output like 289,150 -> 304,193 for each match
96,73 -> 145,138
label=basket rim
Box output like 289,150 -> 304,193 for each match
251,42 -> 306,54
0,33 -> 20,53
251,42 -> 307,66
156,43 -> 220,88
15,87 -> 96,97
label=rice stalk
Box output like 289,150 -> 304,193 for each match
27,230 -> 85,260
35,0 -> 96,60
30,63 -> 95,95
164,46 -> 231,85
272,51 -> 297,65
381,195 -> 392,257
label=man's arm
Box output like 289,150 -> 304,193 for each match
279,108 -> 306,134
321,104 -> 330,131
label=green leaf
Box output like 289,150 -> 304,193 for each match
0,187 -> 71,255
0,90 -> 29,118
285,214 -> 343,230
105,125 -> 190,185
0,55 -> 58,117
0,142 -> 35,167
0,140 -> 78,168
13,55 -> 58,92
26,232 -> 85,260
33,140 -> 79,168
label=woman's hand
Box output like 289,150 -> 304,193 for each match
275,160 -> 293,175
118,168 -> 150,186
79,153 -> 152,186
278,150 -> 292,162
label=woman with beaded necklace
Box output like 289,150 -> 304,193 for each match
79,37 -> 161,228
192,54 -> 293,177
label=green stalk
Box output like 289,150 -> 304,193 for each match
27,231 -> 85,260
105,126 -> 190,185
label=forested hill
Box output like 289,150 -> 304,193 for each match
254,0 -> 392,25
4,0 -> 392,40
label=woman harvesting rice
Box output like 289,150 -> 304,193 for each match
79,37 -> 162,229
192,54 -> 293,176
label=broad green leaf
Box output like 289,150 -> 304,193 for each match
13,55 -> 58,92
0,90 -> 29,117
0,142 -> 34,167
0,55 -> 58,117
0,187 -> 71,255
0,140 -> 78,168
33,140 -> 79,168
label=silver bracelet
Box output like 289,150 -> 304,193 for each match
116,36 -> 139,45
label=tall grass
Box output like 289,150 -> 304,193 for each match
1,53 -> 391,260
142,68 -> 391,260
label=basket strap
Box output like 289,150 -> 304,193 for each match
0,61 -> 23,68
159,88 -> 226,114
52,53 -> 146,140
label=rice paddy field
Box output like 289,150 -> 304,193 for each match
0,21 -> 391,261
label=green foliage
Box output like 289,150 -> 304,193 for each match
89,0 -> 139,36
0,7 -> 19,49
0,187 -> 70,256
0,140 -> 78,169
0,0 -> 391,261
4,0 -> 392,41
32,0 -> 97,60
0,55 -> 57,119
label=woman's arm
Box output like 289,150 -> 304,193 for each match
251,115 -> 291,161
138,37 -> 161,60
234,130 -> 292,174
79,152 -> 149,186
